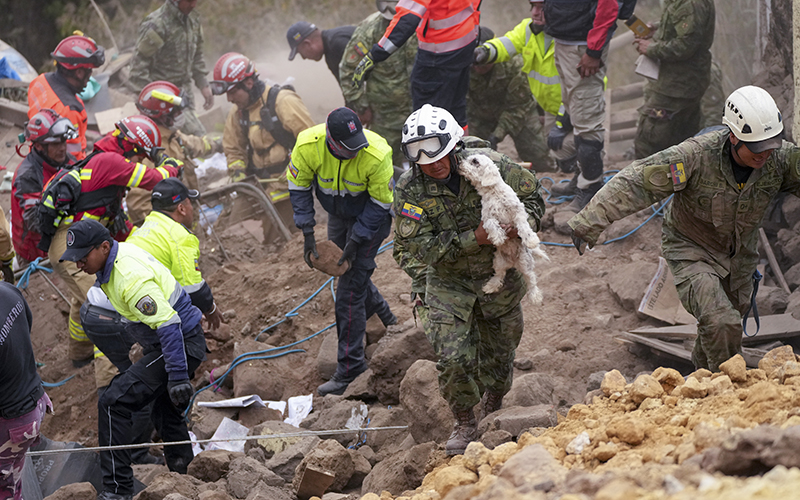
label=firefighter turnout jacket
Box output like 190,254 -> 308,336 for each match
28,72 -> 89,160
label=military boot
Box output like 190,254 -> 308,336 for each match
566,180 -> 603,213
445,407 -> 477,456
549,173 -> 578,197
478,391 -> 504,422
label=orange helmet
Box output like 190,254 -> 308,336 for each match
210,52 -> 256,95
51,35 -> 105,70
115,115 -> 162,161
137,81 -> 186,123
25,109 -> 78,144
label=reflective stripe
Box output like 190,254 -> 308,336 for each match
370,197 -> 392,210
69,316 -> 89,342
80,170 -> 92,181
525,24 -> 532,44
23,199 -> 38,207
127,163 -> 146,188
155,167 -> 170,180
270,191 -> 290,202
183,281 -> 205,294
288,178 -> 312,191
378,36 -> 399,54
397,0 -> 427,16
528,70 -> 560,85
427,4 -> 474,30
169,282 -> 183,306
316,185 -> 364,197
418,27 -> 477,53
228,159 -> 247,170
161,312 -> 182,328
500,36 -> 517,56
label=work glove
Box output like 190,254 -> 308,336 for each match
168,378 -> 194,408
229,169 -> 246,183
352,53 -> 375,88
158,155 -> 185,179
338,237 -> 359,266
473,45 -> 491,64
487,134 -> 500,150
1,258 -> 14,285
547,111 -> 572,151
303,231 -> 318,269
571,230 -> 588,256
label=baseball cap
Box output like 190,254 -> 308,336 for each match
326,107 -> 368,151
151,177 -> 200,210
59,219 -> 112,262
286,21 -> 318,60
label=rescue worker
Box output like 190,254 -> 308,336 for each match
211,52 -> 315,184
38,115 -> 181,368
569,86 -> 798,372
288,107 -> 396,396
286,21 -> 356,82
632,0 -> 715,159
468,27 -> 551,171
0,283 -> 52,500
544,0 -> 620,209
352,0 -> 482,129
339,0 -> 416,168
129,0 -> 213,136
128,80 -> 221,225
392,104 -> 544,455
28,34 -> 105,160
126,178 -> 224,329
11,109 -> 75,267
474,0 -> 577,192
60,219 -> 205,500
0,210 -> 13,284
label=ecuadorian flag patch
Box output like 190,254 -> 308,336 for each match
401,203 -> 423,221
669,162 -> 686,187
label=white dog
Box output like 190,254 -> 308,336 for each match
459,153 -> 548,305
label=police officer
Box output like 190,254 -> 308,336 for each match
129,0 -> 213,136
60,219 -> 205,500
632,0 -> 715,159
126,178 -> 224,329
569,86 -> 798,372
287,107 -> 396,396
393,105 -> 544,455
339,0 -> 416,168
286,21 -> 356,82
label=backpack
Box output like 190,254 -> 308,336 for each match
259,84 -> 298,152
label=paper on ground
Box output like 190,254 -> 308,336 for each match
198,395 -> 287,414
284,394 -> 313,427
206,417 -> 250,453
638,256 -> 695,325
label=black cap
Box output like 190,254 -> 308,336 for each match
286,21 -> 318,61
326,107 -> 368,151
151,177 -> 200,210
59,219 -> 112,262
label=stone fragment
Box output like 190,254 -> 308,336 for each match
265,436 -> 321,482
586,371 -> 607,392
745,381 -> 781,408
399,360 -> 453,444
719,354 -> 747,383
233,339 -> 290,401
361,442 -> 436,496
688,368 -> 712,380
777,361 -> 800,383
188,450 -> 236,482
243,481 -> 295,500
480,429 -> 513,450
708,375 -> 734,396
629,374 -> 664,405
497,444 -> 568,488
679,377 -> 708,399
503,372 -> 556,407
226,456 -> 284,499
42,482 -> 96,500
136,472 -> 202,500
606,417 -> 645,445
317,332 -> 339,381
245,421 -> 307,458
478,405 -> 558,437
513,358 -> 533,371
757,286 -> 789,315
607,261 -> 657,312
368,326 -> 437,405
342,369 -> 374,400
424,464 -> 477,499
600,370 -> 627,397
198,491 -> 232,500
346,449 -> 372,490
463,441 -> 491,472
593,443 -> 619,462
292,440 -> 354,493
758,345 -> 797,377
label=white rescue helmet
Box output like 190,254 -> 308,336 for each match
401,104 -> 463,165
722,85 -> 784,153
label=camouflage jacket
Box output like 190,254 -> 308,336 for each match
393,143 -> 545,320
645,0 -> 715,99
339,12 -> 416,125
129,0 -> 209,92
467,55 -> 538,141
569,129 -> 800,297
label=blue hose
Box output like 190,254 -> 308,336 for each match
41,374 -> 76,388
16,258 -> 54,290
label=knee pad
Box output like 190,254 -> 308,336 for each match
555,154 -> 578,174
575,136 -> 604,182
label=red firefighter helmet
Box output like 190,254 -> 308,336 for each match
115,115 -> 162,161
51,35 -> 105,70
25,109 -> 78,144
210,52 -> 256,95
136,81 -> 186,121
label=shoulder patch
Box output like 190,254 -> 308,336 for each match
397,216 -> 419,238
669,162 -> 686,187
355,41 -> 368,58
419,198 -> 437,209
135,295 -> 158,316
518,175 -> 536,194
288,161 -> 299,178
401,202 -> 423,221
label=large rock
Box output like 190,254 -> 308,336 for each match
346,449 -> 373,490
190,390 -> 239,440
789,288 -> 800,320
265,436 -> 321,482
629,374 -> 664,405
238,406 -> 284,429
606,261 -> 658,312
478,405 -> 558,437
245,421 -> 308,458
498,444 -> 568,489
365,314 -> 387,346
719,354 -> 747,383
342,369 -> 375,400
292,440 -> 354,493
136,472 -> 203,500
651,367 -> 684,393
188,450 -> 238,482
777,229 -> 800,265
43,482 -> 96,500
368,326 -> 436,405
243,481 -> 295,500
786,262 -> 800,292
306,399 -> 371,447
361,442 -> 437,496
226,456 -> 284,499
757,286 -> 789,315
317,331 -> 339,381
399,360 -> 452,444
782,196 -> 800,229
758,345 -> 798,377
233,339 -> 291,401
357,405 -> 409,453
607,416 -> 646,445
503,372 -> 557,408
601,370 -> 627,397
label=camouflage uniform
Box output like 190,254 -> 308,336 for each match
635,0 -> 715,159
339,12 -> 416,167
569,129 -> 800,371
129,0 -> 210,136
468,55 -> 551,171
700,59 -> 725,129
393,142 -> 545,410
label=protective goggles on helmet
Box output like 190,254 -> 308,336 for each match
401,134 -> 451,162
56,46 -> 106,68
376,0 -> 398,16
44,119 -> 79,143
209,80 -> 240,96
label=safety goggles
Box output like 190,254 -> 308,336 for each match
401,134 -> 450,162
209,80 -> 239,96
43,118 -> 79,143
56,46 -> 106,68
376,0 -> 397,16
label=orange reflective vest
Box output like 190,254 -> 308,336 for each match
380,0 -> 481,55
28,73 -> 88,160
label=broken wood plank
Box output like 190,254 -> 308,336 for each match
628,313 -> 800,346
617,333 -> 767,368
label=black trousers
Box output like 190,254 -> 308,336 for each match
411,42 -> 476,128
97,326 -> 205,495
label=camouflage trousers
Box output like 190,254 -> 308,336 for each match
0,393 -> 51,500
672,263 -> 750,372
635,90 -> 702,159
423,299 -> 524,411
